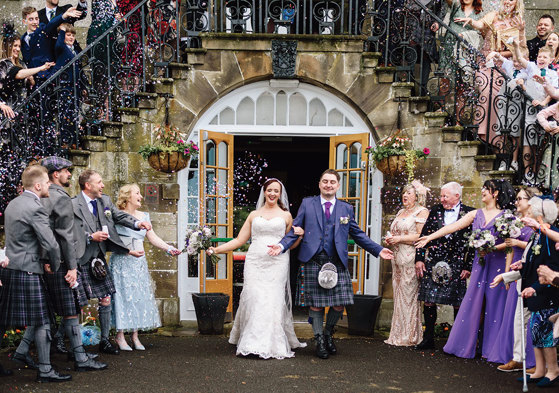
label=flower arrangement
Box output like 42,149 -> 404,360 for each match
465,229 -> 496,266
495,210 -> 524,253
1,328 -> 24,348
139,124 -> 199,162
365,132 -> 430,181
183,226 -> 219,265
434,322 -> 452,338
81,315 -> 101,346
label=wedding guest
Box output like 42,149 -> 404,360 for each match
487,187 -> 538,372
384,181 -> 429,347
38,0 -> 88,54
72,169 -> 151,355
414,181 -> 475,350
527,15 -> 555,62
455,0 -> 527,142
0,165 -> 70,383
545,32 -> 559,69
515,197 -> 559,387
208,178 -> 306,359
416,179 -> 515,359
110,184 -> 180,351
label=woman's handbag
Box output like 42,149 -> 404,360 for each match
90,257 -> 108,281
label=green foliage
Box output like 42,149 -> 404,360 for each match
138,124 -> 200,161
365,134 -> 430,166
1,328 -> 24,349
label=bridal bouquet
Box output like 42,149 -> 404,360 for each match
495,210 -> 524,254
465,229 -> 496,266
183,226 -> 219,265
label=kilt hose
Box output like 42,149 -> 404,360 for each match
296,251 -> 354,308
78,257 -> 116,300
0,268 -> 54,327
44,265 -> 89,316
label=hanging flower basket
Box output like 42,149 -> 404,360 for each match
375,155 -> 406,176
147,151 -> 191,173
139,124 -> 199,173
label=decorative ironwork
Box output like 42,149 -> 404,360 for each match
271,40 -> 298,78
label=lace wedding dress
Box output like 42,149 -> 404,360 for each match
229,216 -> 306,359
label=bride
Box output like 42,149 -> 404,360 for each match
207,178 -> 307,359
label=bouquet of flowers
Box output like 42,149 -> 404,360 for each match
81,315 -> 101,346
494,210 -> 524,254
183,226 -> 219,265
465,229 -> 496,266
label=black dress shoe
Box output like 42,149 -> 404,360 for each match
315,334 -> 329,359
0,363 -> 13,376
67,351 -> 99,362
53,336 -> 69,354
324,334 -> 337,355
99,339 -> 120,355
414,338 -> 435,350
10,351 -> 38,370
74,358 -> 108,372
36,367 -> 72,383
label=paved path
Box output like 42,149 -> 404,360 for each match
1,335 -> 527,393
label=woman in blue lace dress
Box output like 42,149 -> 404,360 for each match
109,184 -> 181,351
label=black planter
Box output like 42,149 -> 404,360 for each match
192,293 -> 230,335
345,294 -> 382,336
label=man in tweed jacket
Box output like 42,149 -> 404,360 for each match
269,169 -> 393,359
0,165 -> 71,383
72,169 -> 150,355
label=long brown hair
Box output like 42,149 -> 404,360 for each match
461,0 -> 482,14
1,23 -> 21,66
262,178 -> 287,211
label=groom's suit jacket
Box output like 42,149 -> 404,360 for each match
279,196 -> 383,268
4,192 -> 60,274
72,192 -> 138,265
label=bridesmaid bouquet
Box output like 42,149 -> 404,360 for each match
81,315 -> 101,346
465,229 -> 496,266
494,210 -> 524,254
184,226 -> 220,265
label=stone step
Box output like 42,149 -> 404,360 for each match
376,66 -> 396,83
424,111 -> 448,128
474,154 -> 497,171
441,125 -> 463,143
135,92 -> 159,109
408,96 -> 430,114
150,77 -> 175,95
391,82 -> 414,99
101,121 -> 124,138
116,107 -> 140,123
68,149 -> 90,167
457,140 -> 482,158
81,135 -> 107,152
169,62 -> 191,80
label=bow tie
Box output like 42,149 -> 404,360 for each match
444,208 -> 456,212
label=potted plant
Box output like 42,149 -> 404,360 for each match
139,123 -> 199,173
366,131 -> 430,181
184,226 -> 230,335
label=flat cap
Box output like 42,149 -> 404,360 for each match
40,156 -> 73,173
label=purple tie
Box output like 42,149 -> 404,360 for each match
324,201 -> 332,220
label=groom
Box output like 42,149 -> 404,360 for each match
268,169 -> 393,359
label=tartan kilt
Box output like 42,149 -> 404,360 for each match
296,252 -> 354,307
0,268 -> 53,327
44,265 -> 89,316
78,260 -> 116,300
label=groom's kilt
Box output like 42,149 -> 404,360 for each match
296,252 -> 354,307
0,268 -> 53,327
44,264 -> 89,316
78,260 -> 116,299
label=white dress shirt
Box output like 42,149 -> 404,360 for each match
320,196 -> 336,215
443,202 -> 460,227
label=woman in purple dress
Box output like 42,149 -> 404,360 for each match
486,187 -> 538,369
416,179 -> 515,359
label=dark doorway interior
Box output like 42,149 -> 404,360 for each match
233,136 -> 329,321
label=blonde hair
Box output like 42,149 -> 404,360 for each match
117,183 -> 140,210
21,164 -> 47,189
498,0 -> 524,20
538,46 -> 553,57
402,183 -> 426,207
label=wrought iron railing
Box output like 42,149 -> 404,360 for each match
369,0 -> 557,188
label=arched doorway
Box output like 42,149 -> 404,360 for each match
177,80 -> 383,321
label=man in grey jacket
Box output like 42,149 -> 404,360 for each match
72,169 -> 150,355
0,165 -> 71,383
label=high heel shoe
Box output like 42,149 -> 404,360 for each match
132,340 -> 145,351
115,339 -> 132,352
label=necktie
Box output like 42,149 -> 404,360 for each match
541,68 -> 547,77
48,9 -> 55,21
25,34 -> 30,46
324,201 -> 332,220
90,199 -> 98,217
513,69 -> 520,78
444,208 -> 455,212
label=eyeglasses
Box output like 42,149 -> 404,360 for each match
516,197 -> 529,201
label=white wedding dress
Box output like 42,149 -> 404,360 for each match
229,216 -> 306,359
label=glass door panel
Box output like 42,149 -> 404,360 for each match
199,130 -> 234,314
329,133 -> 369,294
